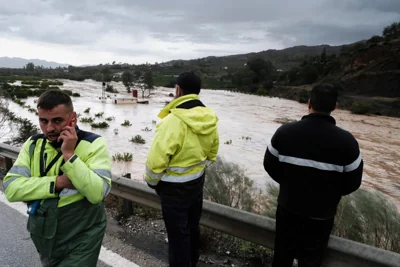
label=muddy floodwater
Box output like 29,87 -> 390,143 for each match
2,79 -> 399,208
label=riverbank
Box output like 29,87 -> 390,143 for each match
265,85 -> 400,118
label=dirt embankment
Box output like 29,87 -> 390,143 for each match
339,39 -> 400,98
103,194 -> 269,267
269,39 -> 400,117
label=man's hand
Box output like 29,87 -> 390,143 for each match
58,125 -> 78,161
55,174 -> 75,191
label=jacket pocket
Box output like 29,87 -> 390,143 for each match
27,206 -> 58,259
27,207 -> 58,239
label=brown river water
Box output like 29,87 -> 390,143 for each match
2,79 -> 399,208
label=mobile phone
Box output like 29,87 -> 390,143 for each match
66,112 -> 77,127
57,112 -> 77,144
27,200 -> 41,215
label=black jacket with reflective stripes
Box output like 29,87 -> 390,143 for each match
263,113 -> 363,219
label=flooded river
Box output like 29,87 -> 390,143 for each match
2,79 -> 399,207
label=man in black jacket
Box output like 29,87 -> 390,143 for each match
264,84 -> 363,267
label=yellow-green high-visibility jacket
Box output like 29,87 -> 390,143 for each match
145,94 -> 219,186
3,129 -> 112,207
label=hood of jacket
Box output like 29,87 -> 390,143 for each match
158,94 -> 218,135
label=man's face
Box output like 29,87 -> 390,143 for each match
38,104 -> 73,142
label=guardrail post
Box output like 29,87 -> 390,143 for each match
122,173 -> 134,217
5,157 -> 13,171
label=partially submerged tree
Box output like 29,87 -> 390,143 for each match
112,152 -> 133,176
11,118 -> 40,146
0,96 -> 11,139
122,71 -> 133,93
144,70 -> 154,97
204,156 -> 265,212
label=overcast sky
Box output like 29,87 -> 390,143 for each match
0,0 -> 399,66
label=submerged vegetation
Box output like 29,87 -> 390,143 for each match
130,135 -> 145,144
91,121 -> 109,129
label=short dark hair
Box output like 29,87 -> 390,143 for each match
37,89 -> 74,111
310,84 -> 338,113
176,72 -> 201,95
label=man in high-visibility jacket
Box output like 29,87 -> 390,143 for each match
145,72 -> 219,267
3,89 -> 112,267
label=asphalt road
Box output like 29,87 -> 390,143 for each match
0,200 -> 111,267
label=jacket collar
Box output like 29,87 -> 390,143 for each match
158,94 -> 200,119
301,113 -> 336,125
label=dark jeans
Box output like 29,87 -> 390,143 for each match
272,205 -> 334,267
160,190 -> 203,267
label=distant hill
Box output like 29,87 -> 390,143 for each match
161,44 -> 352,72
0,57 -> 69,69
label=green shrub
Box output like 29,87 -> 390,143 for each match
351,101 -> 371,114
204,156 -> 268,213
256,88 -> 269,96
274,117 -> 297,124
32,89 -> 47,97
112,152 -> 133,162
21,81 -> 40,86
79,117 -> 94,123
13,98 -> 25,106
202,157 -> 273,264
40,81 -> 49,89
334,189 -> 400,252
62,89 -> 72,96
90,121 -> 109,128
130,135 -> 145,144
298,90 -> 309,104
367,35 -> 384,44
141,127 -> 152,132
10,118 -> 40,145
121,120 -> 132,126
47,80 -> 63,86
12,90 -> 30,99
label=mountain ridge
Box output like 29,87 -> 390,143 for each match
0,57 -> 70,69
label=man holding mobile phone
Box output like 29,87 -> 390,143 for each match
3,89 -> 112,267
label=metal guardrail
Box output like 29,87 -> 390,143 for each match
1,143 -> 399,267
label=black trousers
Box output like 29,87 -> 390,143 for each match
272,205 -> 334,267
160,189 -> 203,267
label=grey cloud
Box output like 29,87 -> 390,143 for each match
332,0 -> 400,13
0,0 -> 399,63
